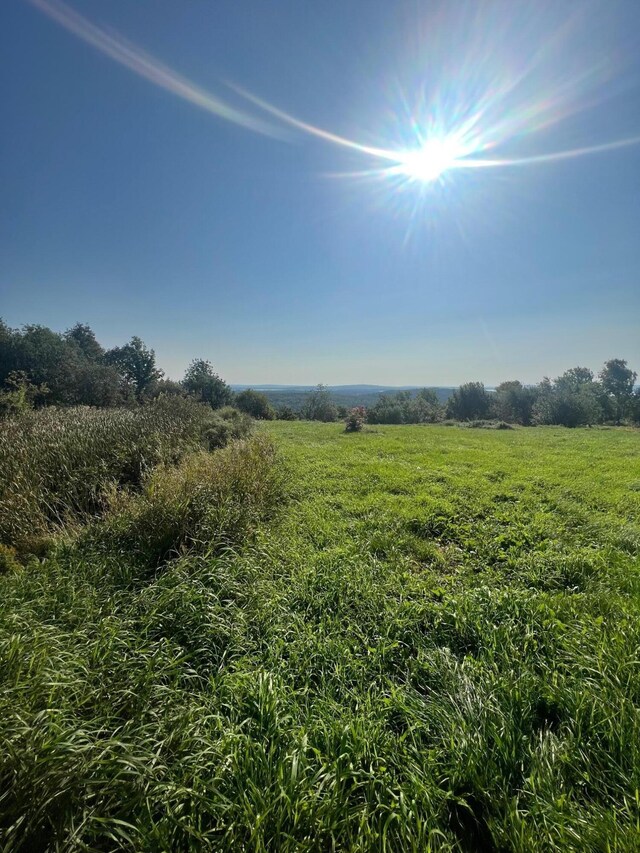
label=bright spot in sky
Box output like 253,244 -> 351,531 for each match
28,0 -> 640,206
395,138 -> 465,183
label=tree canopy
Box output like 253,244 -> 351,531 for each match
182,359 -> 233,409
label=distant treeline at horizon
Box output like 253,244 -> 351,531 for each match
0,318 -> 638,427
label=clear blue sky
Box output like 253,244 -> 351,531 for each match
1,0 -> 639,384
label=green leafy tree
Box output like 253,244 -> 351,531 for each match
64,323 -> 104,362
147,378 -> 187,399
446,382 -> 490,421
367,389 -> 442,424
413,388 -> 443,423
6,324 -> 85,405
75,363 -> 124,407
555,366 -> 594,392
599,359 -> 637,424
1,320 -> 122,407
494,381 -> 537,425
106,337 -> 163,401
0,319 -> 18,382
533,372 -> 602,427
236,389 -> 274,419
301,384 -> 338,422
182,359 -> 233,409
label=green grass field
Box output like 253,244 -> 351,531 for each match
1,420 -> 639,850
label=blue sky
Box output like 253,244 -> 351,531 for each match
1,0 -> 639,384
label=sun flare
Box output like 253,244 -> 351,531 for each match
395,138 -> 465,183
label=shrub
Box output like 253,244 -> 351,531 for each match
344,406 -> 366,432
0,544 -> 21,574
201,407 -> 252,450
235,389 -> 274,420
366,390 -> 443,424
0,371 -> 49,416
276,405 -> 297,421
630,390 -> 640,426
465,419 -> 514,430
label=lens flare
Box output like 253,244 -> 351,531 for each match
27,0 -> 640,200
393,138 -> 468,183
25,0 -> 283,138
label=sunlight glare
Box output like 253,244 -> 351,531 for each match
395,138 -> 465,183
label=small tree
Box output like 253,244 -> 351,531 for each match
446,382 -> 490,421
301,384 -> 338,422
236,389 -> 274,419
494,381 -> 537,425
106,336 -> 163,401
9,324 -> 84,405
182,359 -> 233,409
75,362 -> 123,407
599,359 -> 637,424
413,388 -> 443,423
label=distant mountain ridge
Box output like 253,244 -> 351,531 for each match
230,384 -> 459,412
231,384 -> 449,393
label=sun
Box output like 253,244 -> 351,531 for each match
395,137 -> 465,183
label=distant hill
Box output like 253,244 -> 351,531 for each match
231,385 -> 457,412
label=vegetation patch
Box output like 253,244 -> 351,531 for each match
0,420 -> 638,850
0,397 -> 251,558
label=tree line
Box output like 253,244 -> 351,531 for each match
299,360 -> 639,428
0,320 -> 274,419
1,320 -> 637,426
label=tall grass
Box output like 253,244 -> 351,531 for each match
0,398 -> 251,557
98,432 -> 287,569
0,421 -> 638,850
0,432 -> 288,851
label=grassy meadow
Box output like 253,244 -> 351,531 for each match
1,416 -> 639,850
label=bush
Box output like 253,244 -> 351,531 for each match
0,397 -> 250,556
366,390 -> 443,424
201,407 -> 252,450
101,434 -> 285,567
0,544 -> 21,574
0,371 -> 49,416
275,405 -> 297,421
235,389 -> 274,420
344,406 -> 366,432
368,403 -> 404,424
446,382 -> 490,421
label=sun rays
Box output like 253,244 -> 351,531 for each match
27,0 -> 640,195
